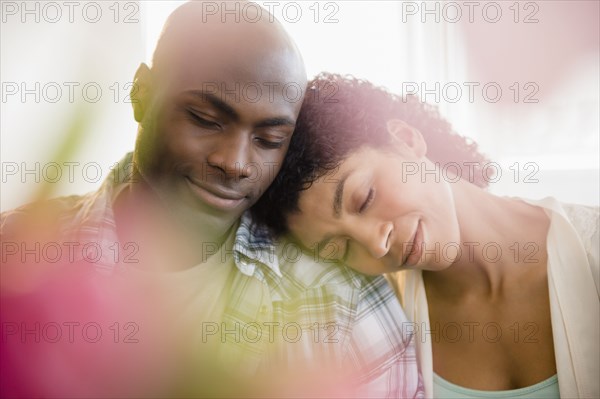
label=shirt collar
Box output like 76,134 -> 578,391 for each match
233,212 -> 282,278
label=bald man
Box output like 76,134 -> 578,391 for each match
1,2 -> 423,397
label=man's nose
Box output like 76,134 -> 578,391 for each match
352,219 -> 393,259
206,131 -> 252,180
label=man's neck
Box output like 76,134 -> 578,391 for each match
113,182 -> 236,271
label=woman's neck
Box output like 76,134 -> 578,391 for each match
423,181 -> 550,299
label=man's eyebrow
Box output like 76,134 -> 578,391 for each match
256,117 -> 296,129
333,171 -> 353,218
186,91 -> 238,119
185,91 -> 295,128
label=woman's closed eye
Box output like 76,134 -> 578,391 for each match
358,187 -> 375,213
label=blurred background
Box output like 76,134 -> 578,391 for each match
1,0 -> 598,210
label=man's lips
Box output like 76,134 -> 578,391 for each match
185,176 -> 247,210
402,220 -> 422,267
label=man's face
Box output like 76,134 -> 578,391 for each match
134,37 -> 305,231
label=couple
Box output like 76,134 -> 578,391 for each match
1,1 -> 597,398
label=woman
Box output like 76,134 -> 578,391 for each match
252,73 -> 599,398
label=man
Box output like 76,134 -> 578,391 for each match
1,2 -> 423,397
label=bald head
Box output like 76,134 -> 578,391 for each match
151,1 -> 305,87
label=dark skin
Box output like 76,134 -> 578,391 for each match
114,2 -> 306,271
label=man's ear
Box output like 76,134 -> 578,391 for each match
386,119 -> 427,158
131,63 -> 153,123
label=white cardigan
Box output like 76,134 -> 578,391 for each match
389,197 -> 599,398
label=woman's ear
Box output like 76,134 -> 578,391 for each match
386,119 -> 427,158
131,63 -> 153,123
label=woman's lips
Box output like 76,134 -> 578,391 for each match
402,220 -> 423,267
185,176 -> 246,211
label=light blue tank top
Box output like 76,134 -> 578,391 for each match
433,373 -> 560,398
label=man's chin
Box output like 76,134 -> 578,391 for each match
173,197 -> 245,233
183,176 -> 249,213
135,182 -> 248,238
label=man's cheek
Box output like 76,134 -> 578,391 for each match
259,157 -> 284,186
242,162 -> 263,185
165,125 -> 205,157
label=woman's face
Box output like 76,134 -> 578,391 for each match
287,144 -> 462,275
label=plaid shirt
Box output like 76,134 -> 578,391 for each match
1,154 -> 423,398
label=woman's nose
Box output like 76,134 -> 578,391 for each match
352,220 -> 393,259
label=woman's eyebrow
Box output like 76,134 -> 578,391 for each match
333,170 -> 353,218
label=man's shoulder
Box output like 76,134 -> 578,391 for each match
277,243 -> 359,285
235,214 -> 400,308
1,194 -> 90,240
274,240 -> 395,301
1,153 -> 132,237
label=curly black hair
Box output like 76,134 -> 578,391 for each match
251,73 -> 492,236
